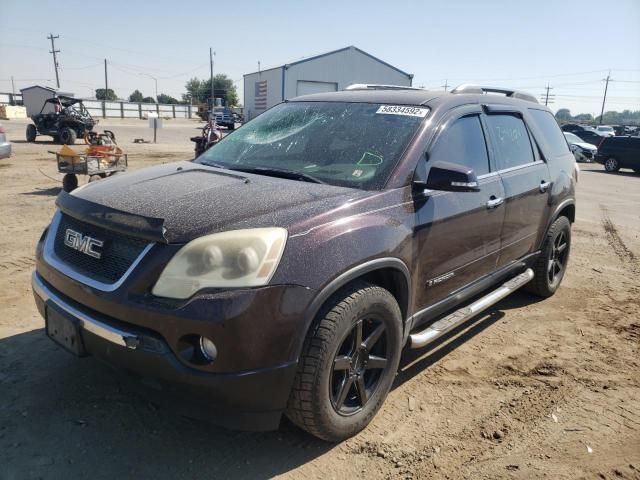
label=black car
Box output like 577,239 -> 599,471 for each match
561,123 -> 591,134
595,136 -> 640,173
32,84 -> 576,441
574,129 -> 607,147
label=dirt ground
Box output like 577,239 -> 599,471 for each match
1,118 -> 639,480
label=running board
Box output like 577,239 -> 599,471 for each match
408,268 -> 534,349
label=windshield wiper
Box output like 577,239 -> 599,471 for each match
227,166 -> 326,184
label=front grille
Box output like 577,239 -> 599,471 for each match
52,214 -> 149,284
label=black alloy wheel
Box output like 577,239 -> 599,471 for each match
330,317 -> 388,415
548,229 -> 569,288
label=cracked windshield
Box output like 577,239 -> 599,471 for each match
197,101 -> 428,189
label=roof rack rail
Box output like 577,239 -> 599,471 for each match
344,84 -> 424,91
450,84 -> 538,104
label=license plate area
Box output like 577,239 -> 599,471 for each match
46,303 -> 87,356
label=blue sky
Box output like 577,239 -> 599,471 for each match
1,0 -> 639,115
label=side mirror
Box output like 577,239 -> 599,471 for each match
425,160 -> 480,192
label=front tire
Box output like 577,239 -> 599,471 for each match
527,216 -> 571,298
604,157 -> 620,172
286,282 -> 402,442
59,127 -> 77,145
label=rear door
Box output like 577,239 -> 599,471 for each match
483,108 -> 551,266
414,105 -> 505,309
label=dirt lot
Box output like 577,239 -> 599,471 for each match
1,118 -> 639,480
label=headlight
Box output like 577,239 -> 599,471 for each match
152,228 -> 287,299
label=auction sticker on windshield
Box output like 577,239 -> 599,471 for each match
376,105 -> 429,117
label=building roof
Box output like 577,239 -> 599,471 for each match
20,85 -> 57,93
243,46 -> 413,78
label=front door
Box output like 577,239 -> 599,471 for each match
414,107 -> 505,311
483,111 -> 552,265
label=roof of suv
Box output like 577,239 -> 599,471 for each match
288,88 -> 543,110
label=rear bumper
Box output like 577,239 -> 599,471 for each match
32,271 -> 303,431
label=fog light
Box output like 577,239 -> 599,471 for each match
199,336 -> 218,361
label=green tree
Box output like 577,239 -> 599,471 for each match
157,93 -> 179,104
183,74 -> 239,106
142,96 -> 156,103
95,88 -> 117,101
555,109 -> 572,122
129,89 -> 144,102
573,113 -> 594,122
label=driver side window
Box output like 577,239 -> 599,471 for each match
429,115 -> 490,176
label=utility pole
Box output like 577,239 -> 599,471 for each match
599,71 -> 612,125
104,59 -> 108,94
441,79 -> 449,92
10,76 -> 16,105
47,33 -> 60,88
209,48 -> 215,109
544,82 -> 553,106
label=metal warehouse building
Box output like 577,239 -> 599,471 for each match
243,45 -> 413,120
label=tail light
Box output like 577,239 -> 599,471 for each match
0,126 -> 5,134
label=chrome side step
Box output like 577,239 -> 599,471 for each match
408,268 -> 534,349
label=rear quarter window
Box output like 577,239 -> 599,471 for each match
528,109 -> 571,157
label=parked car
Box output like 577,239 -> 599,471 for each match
213,108 -> 235,130
561,123 -> 592,134
564,132 -> 597,162
574,129 -> 607,147
594,136 -> 640,173
0,123 -> 11,159
32,84 -> 576,441
593,125 -> 615,137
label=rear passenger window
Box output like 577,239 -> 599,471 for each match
528,109 -> 571,157
485,114 -> 535,170
429,115 -> 490,176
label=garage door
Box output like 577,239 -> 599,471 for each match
296,81 -> 338,96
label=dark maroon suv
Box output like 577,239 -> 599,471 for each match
32,84 -> 576,441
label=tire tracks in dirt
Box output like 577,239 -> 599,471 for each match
600,205 -> 639,274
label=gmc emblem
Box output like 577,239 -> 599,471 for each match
64,229 -> 104,259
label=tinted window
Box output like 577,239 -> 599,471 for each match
428,115 -> 490,175
529,109 -> 571,157
485,114 -> 535,170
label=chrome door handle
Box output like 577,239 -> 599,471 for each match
539,181 -> 551,193
486,197 -> 504,209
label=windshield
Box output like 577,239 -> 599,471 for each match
598,126 -> 613,132
564,132 -> 583,144
196,101 -> 428,189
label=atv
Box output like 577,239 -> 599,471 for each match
26,96 -> 96,145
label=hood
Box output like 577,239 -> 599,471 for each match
62,161 -> 369,243
573,141 -> 597,151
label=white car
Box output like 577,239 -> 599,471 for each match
564,132 -> 597,162
593,125 -> 615,137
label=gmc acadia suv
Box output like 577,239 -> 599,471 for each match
32,84 -> 576,441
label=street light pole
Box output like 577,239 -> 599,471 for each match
140,73 -> 159,102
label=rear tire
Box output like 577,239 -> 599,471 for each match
89,174 -> 102,183
59,127 -> 77,145
286,282 -> 402,442
604,157 -> 620,172
527,216 -> 571,298
26,124 -> 37,142
62,174 -> 78,192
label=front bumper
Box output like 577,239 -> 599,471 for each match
32,271 -> 304,430
0,141 -> 11,159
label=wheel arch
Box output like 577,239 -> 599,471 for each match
296,257 -> 411,359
